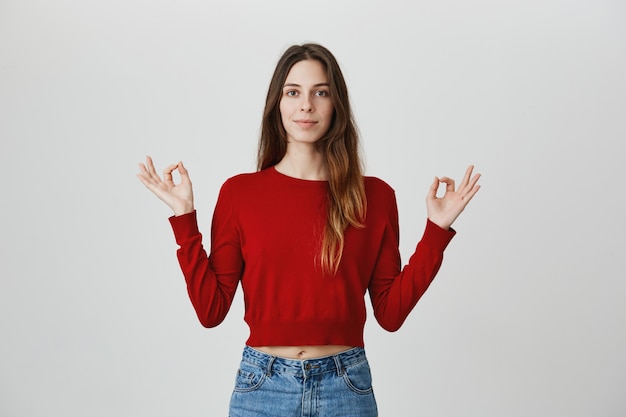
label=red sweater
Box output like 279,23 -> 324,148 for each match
169,167 -> 455,347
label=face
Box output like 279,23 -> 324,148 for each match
279,59 -> 335,146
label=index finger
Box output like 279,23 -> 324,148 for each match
163,163 -> 179,182
438,176 -> 455,192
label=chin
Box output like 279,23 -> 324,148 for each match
288,135 -> 324,144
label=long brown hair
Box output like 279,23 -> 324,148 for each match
258,43 -> 366,274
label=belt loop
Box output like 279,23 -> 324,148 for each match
333,354 -> 343,377
266,355 -> 275,377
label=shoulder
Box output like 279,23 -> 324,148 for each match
363,176 -> 398,216
362,176 -> 398,224
221,169 -> 273,191
364,176 -> 395,197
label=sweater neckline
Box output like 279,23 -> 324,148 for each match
269,166 -> 329,188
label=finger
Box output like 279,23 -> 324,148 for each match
459,165 -> 474,190
461,173 -> 481,198
138,162 -> 149,176
137,169 -> 160,191
178,161 -> 192,184
439,177 -> 455,192
468,172 -> 481,189
145,155 -> 157,176
461,184 -> 481,204
136,172 -> 150,187
137,163 -> 158,186
163,163 -> 179,186
427,176 -> 440,199
145,156 -> 166,183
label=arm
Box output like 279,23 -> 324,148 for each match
170,202 -> 242,328
137,156 -> 242,327
368,202 -> 455,332
369,166 -> 480,331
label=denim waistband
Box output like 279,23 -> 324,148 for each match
241,346 -> 368,377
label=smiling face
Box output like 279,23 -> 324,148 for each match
279,59 -> 335,146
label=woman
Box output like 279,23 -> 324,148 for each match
137,43 -> 480,417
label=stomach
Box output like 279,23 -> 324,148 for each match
252,345 -> 354,359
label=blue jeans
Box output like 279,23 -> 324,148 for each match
229,346 -> 378,417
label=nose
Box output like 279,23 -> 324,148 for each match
300,96 -> 314,112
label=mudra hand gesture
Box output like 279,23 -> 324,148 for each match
136,155 -> 195,216
426,165 -> 481,230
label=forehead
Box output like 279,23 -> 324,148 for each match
284,60 -> 328,85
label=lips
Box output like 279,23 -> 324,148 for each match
295,120 -> 318,128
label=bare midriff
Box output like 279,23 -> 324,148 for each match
253,345 -> 354,360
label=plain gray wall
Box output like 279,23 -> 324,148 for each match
1,0 -> 625,416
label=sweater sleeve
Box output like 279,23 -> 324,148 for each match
169,181 -> 243,328
368,193 -> 455,332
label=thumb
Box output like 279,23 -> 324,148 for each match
426,176 -> 439,200
178,161 -> 192,183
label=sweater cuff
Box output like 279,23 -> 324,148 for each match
421,219 -> 456,251
168,210 -> 200,244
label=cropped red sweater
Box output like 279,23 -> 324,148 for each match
169,167 -> 455,347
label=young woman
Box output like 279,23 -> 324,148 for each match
137,43 -> 480,417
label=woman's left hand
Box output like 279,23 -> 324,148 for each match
426,165 -> 481,230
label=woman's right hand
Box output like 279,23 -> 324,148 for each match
136,155 -> 195,216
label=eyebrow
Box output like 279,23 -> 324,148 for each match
283,83 -> 330,88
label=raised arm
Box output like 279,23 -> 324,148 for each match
369,165 -> 481,331
136,156 -> 241,327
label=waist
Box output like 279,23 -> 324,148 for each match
241,346 -> 369,377
252,345 -> 354,359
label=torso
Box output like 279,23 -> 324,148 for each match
212,170 -> 400,348
253,345 -> 354,360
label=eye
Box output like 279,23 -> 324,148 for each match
315,90 -> 329,97
285,90 -> 298,97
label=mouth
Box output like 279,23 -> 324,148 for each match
295,120 -> 318,128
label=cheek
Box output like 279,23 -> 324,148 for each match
279,97 -> 294,116
325,101 -> 335,115
323,104 -> 335,121
278,101 -> 288,124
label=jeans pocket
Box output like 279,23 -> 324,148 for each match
233,362 -> 267,393
342,360 -> 374,395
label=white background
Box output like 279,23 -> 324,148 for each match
1,0 -> 625,416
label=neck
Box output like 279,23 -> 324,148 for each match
274,144 -> 327,180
